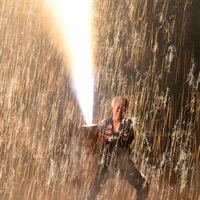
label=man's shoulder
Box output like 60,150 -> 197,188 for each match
97,118 -> 112,133
98,118 -> 111,127
122,118 -> 133,127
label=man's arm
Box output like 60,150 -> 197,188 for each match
119,119 -> 135,150
98,133 -> 110,142
128,126 -> 135,146
97,119 -> 110,142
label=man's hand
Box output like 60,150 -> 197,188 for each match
98,133 -> 110,142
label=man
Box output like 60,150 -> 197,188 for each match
90,96 -> 148,200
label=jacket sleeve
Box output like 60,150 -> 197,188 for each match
120,119 -> 135,148
128,124 -> 135,145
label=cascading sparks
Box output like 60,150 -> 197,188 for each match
52,0 -> 94,124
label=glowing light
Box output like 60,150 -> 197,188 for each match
52,0 -> 94,124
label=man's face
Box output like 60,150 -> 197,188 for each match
112,101 -> 127,121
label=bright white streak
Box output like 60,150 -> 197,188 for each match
53,0 -> 94,124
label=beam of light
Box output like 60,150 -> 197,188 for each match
52,0 -> 94,124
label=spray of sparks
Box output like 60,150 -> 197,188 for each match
53,0 -> 94,124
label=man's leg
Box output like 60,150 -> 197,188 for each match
117,148 -> 149,200
90,165 -> 110,200
122,159 -> 148,199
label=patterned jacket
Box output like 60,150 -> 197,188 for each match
97,117 -> 134,154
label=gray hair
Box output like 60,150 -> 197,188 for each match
111,96 -> 129,109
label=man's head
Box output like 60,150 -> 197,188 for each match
111,96 -> 129,121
